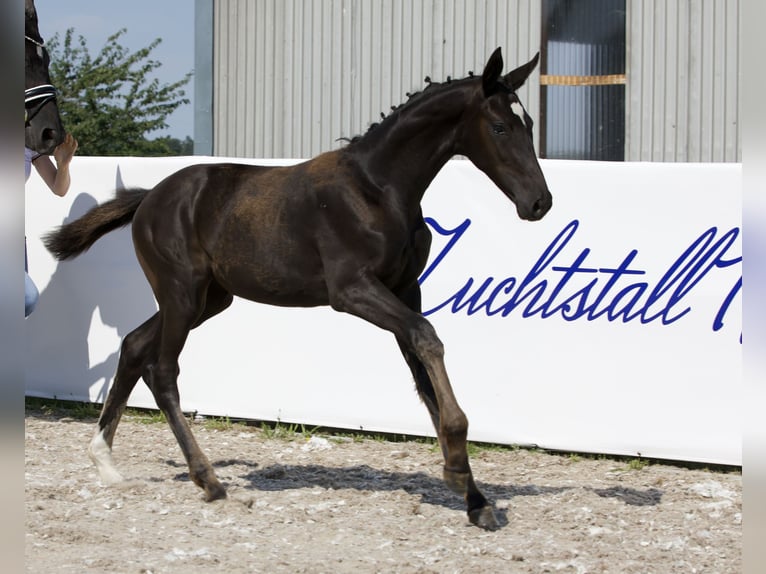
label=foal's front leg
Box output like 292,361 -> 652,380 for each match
403,326 -> 499,530
331,275 -> 499,529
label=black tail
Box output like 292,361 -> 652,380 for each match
43,188 -> 150,260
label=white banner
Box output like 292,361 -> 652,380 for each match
25,157 -> 742,465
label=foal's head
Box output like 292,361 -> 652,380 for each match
459,48 -> 552,221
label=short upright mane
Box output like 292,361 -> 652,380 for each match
344,72 -> 478,145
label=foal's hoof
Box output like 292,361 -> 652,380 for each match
204,482 -> 228,502
468,505 -> 500,530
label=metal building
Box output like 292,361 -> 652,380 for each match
194,0 -> 740,162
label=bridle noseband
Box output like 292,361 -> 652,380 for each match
25,35 -> 58,125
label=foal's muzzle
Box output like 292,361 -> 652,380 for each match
517,189 -> 553,221
25,84 -> 62,154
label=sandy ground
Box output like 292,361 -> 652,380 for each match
25,404 -> 741,573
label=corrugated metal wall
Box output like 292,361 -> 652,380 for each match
625,0 -> 740,162
205,0 -> 741,162
212,0 -> 541,158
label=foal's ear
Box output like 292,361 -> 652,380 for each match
482,47 -> 505,97
504,52 -> 540,92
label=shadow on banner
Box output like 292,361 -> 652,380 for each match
25,185 -> 156,403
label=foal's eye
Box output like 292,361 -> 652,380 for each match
492,123 -> 506,136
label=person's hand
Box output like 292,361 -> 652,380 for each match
53,133 -> 78,166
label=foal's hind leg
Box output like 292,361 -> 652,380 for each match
89,313 -> 160,484
143,279 -> 232,502
395,284 -> 498,530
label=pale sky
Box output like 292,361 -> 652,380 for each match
35,0 -> 195,140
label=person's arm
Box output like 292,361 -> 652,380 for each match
32,133 -> 78,197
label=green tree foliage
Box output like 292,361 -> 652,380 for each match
157,135 -> 195,155
47,29 -> 193,156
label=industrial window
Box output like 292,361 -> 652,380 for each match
540,0 -> 626,161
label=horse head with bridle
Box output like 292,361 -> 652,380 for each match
44,47 -> 552,530
25,0 -> 64,154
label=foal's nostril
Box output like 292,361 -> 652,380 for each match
528,193 -> 552,220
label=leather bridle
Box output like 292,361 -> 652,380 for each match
25,35 -> 58,125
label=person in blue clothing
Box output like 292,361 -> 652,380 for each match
25,133 -> 78,316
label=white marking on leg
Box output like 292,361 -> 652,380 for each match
88,429 -> 125,485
